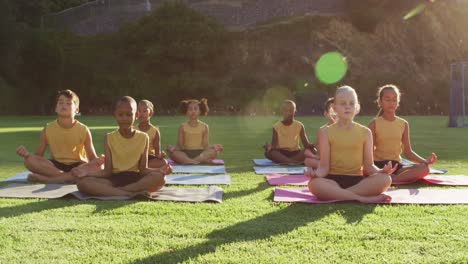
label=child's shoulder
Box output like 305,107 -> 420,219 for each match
135,129 -> 149,139
293,120 -> 304,127
273,120 -> 283,128
107,129 -> 148,140
45,120 -> 87,132
75,120 -> 89,131
395,116 -> 408,124
355,123 -> 372,136
45,119 -> 59,128
106,129 -> 119,138
355,122 -> 369,130
199,120 -> 208,127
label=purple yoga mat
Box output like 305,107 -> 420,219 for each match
274,188 -> 468,204
266,174 -> 308,186
167,159 -> 224,165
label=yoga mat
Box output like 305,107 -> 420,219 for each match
267,174 -> 468,187
0,183 -> 78,199
165,174 -> 231,185
0,183 -> 224,203
274,188 -> 468,204
254,158 -> 446,174
253,158 -> 303,166
172,165 -> 226,174
266,173 -> 308,186
1,171 -> 30,183
73,186 -> 224,202
400,158 -> 447,174
1,172 -> 231,185
168,159 -> 224,165
422,175 -> 468,186
254,166 -> 305,175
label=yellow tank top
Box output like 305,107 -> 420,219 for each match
137,125 -> 159,156
273,120 -> 302,151
374,116 -> 405,161
45,120 -> 88,164
182,121 -> 207,150
107,130 -> 148,173
328,122 -> 367,176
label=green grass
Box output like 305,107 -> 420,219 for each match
0,115 -> 467,263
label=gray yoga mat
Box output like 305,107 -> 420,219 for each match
2,171 -> 232,185
1,171 -> 30,183
0,183 -> 224,203
166,174 -> 230,185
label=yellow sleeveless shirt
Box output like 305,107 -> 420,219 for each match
328,122 -> 367,176
137,125 -> 159,156
45,120 -> 88,164
182,121 -> 207,150
374,116 -> 405,161
273,120 -> 302,151
107,130 -> 148,173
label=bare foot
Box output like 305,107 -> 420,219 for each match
116,188 -> 137,197
27,173 -> 50,183
187,160 -> 201,165
359,194 -> 392,203
288,161 -> 304,166
71,166 -> 91,178
144,190 -> 160,198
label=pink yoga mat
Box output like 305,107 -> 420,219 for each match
266,174 -> 309,186
268,174 -> 468,187
422,175 -> 468,186
274,188 -> 468,204
167,159 -> 224,165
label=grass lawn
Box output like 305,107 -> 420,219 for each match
0,115 -> 467,263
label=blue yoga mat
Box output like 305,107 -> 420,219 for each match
254,166 -> 305,175
166,174 -> 230,185
171,165 -> 226,174
253,159 -> 304,166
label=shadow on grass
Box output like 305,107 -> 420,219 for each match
0,199 -> 79,219
131,203 -> 376,263
0,197 -> 132,219
223,181 -> 270,201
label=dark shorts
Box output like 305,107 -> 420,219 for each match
183,149 -> 204,159
50,160 -> 84,172
265,149 -> 301,158
109,171 -> 144,187
325,174 -> 365,189
374,160 -> 403,174
278,149 -> 301,158
148,155 -> 158,160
